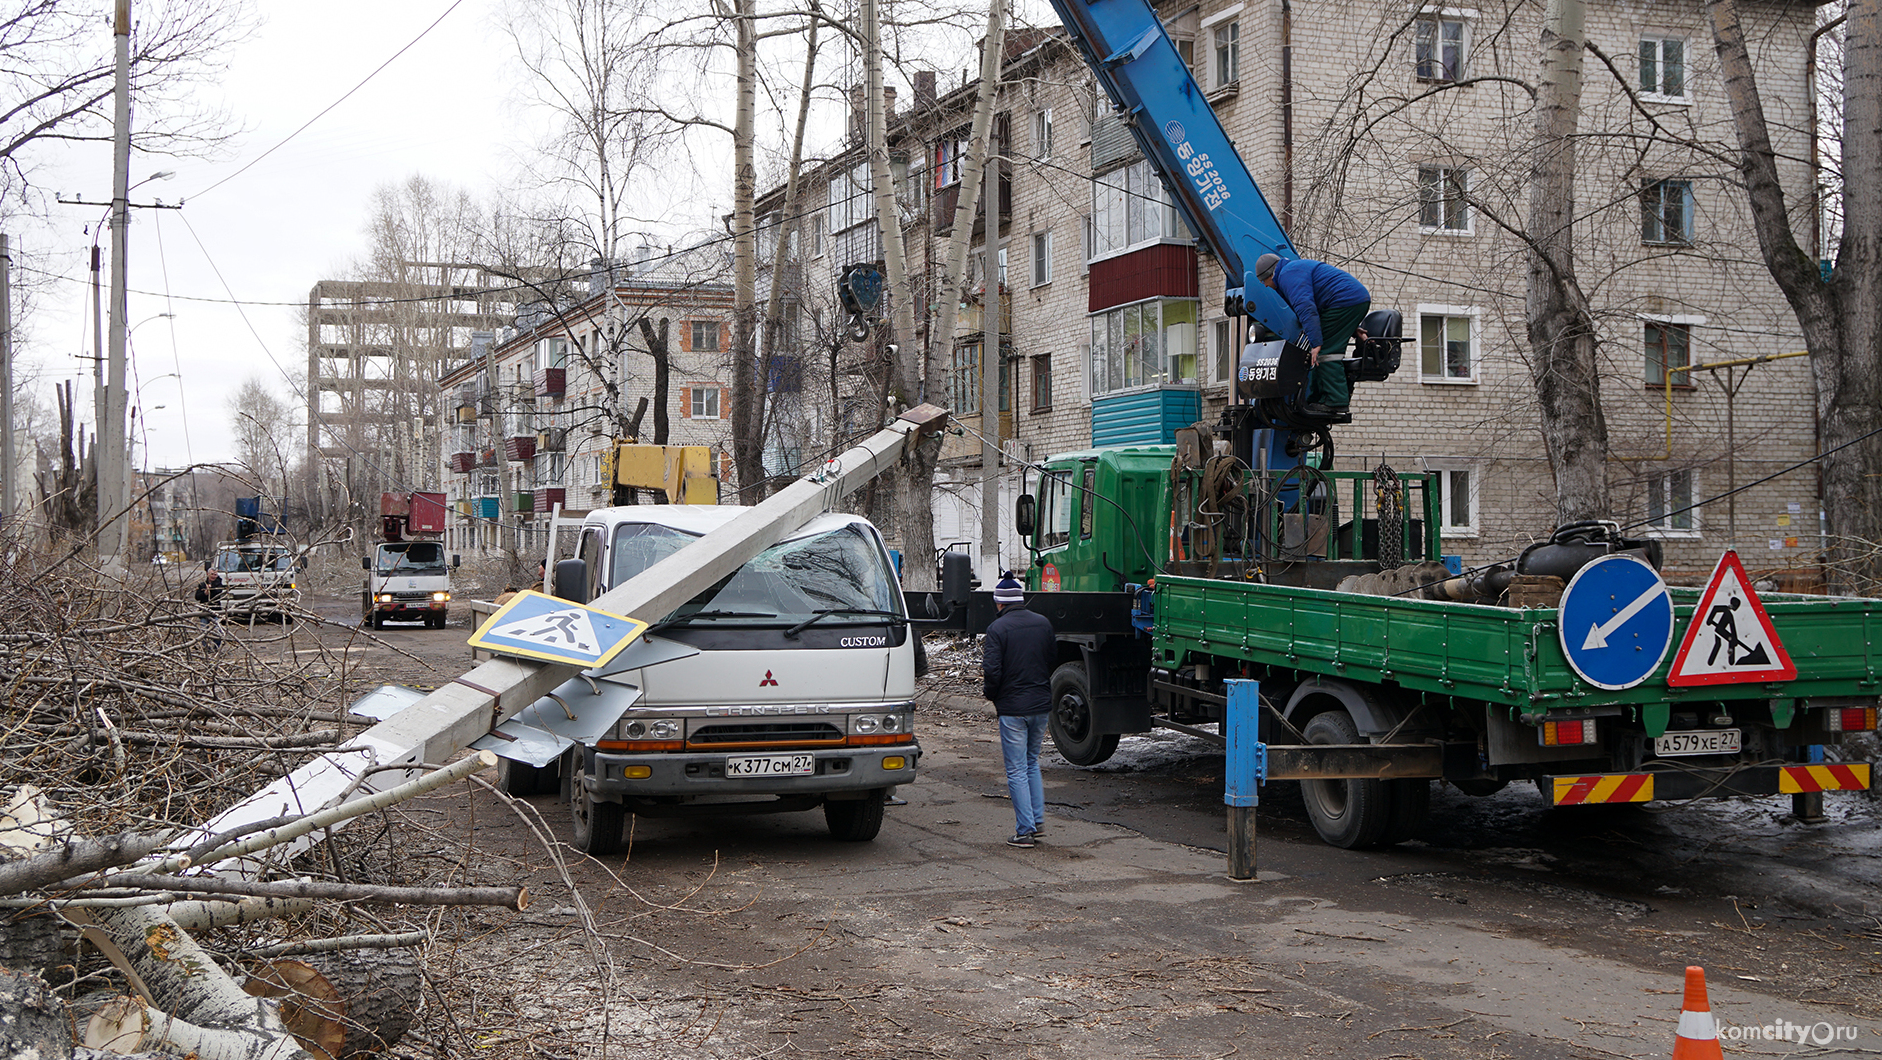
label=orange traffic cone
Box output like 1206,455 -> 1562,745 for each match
1672,966 -> 1724,1060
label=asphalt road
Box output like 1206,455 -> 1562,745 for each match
306,596 -> 1882,1059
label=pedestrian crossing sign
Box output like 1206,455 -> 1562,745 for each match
467,590 -> 648,668
1667,550 -> 1796,687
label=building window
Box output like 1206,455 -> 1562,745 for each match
1031,230 -> 1052,286
828,162 -> 871,232
1647,469 -> 1696,531
812,214 -> 825,257
1644,321 -> 1694,388
1416,16 -> 1467,82
1642,179 -> 1694,244
1418,166 -> 1470,232
1088,157 -> 1186,261
1429,464 -> 1477,536
933,129 -> 971,189
1639,36 -> 1686,99
1033,108 -> 1053,160
1212,319 -> 1234,383
691,320 -> 720,352
1032,353 -> 1053,411
1089,298 -> 1200,395
1212,20 -> 1240,89
686,385 -> 722,419
538,337 -> 569,370
1419,309 -> 1476,383
950,342 -> 1011,415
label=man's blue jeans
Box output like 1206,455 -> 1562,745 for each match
999,713 -> 1049,834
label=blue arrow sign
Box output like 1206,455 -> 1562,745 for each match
466,590 -> 648,668
1557,554 -> 1675,691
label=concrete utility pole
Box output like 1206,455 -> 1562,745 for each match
100,0 -> 133,562
980,239 -> 1001,584
0,234 -> 13,524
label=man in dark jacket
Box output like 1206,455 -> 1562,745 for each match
982,573 -> 1056,847
1254,252 -> 1371,417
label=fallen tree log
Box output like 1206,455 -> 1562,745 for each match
81,876 -> 526,910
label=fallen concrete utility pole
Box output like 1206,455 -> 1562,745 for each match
180,405 -> 950,865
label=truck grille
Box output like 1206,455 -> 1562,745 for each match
688,722 -> 845,744
391,590 -> 432,601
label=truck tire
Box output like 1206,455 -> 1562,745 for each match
369,611 -> 385,631
1378,779 -> 1431,845
571,790 -> 625,855
1049,662 -> 1120,766
1299,709 -> 1390,849
824,791 -> 886,841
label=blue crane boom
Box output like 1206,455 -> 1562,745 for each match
1046,0 -> 1303,343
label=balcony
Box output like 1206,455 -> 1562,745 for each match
449,452 -> 476,474
478,448 -> 497,468
513,492 -> 535,513
1090,386 -> 1202,447
533,487 -> 567,513
535,368 -> 566,398
504,435 -> 538,461
471,496 -> 500,520
537,428 -> 566,452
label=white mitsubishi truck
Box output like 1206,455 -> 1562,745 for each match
491,504 -> 923,852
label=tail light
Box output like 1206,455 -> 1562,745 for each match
1540,719 -> 1598,746
1823,706 -> 1879,732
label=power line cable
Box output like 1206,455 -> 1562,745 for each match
188,1 -> 468,202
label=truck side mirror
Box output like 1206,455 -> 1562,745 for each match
1014,494 -> 1036,538
360,556 -> 370,570
452,554 -> 462,569
553,558 -> 589,604
941,551 -> 972,610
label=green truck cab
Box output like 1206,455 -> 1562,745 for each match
1012,442 -> 1879,849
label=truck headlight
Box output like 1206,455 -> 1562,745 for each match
623,719 -> 683,740
649,720 -> 681,740
432,591 -> 450,602
853,716 -> 878,734
376,593 -> 395,604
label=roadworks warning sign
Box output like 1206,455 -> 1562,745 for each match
1667,550 -> 1796,687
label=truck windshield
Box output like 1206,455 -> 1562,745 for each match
216,549 -> 293,573
611,521 -> 901,625
377,542 -> 446,572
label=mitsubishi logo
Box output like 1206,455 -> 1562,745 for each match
759,670 -> 779,687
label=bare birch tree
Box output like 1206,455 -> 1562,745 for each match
1705,0 -> 1881,592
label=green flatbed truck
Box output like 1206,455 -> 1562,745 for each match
976,441 -> 1879,849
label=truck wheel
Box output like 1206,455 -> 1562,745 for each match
824,791 -> 886,841
1299,709 -> 1390,849
369,611 -> 385,631
571,790 -> 625,855
1048,663 -> 1120,766
1378,779 -> 1431,845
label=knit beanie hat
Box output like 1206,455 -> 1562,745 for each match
992,572 -> 1025,606
1254,252 -> 1281,283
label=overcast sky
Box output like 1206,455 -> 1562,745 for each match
29,0 -> 521,471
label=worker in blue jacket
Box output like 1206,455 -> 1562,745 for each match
1254,252 -> 1370,416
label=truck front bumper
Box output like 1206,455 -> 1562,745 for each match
586,742 -> 920,801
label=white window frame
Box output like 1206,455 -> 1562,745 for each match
1031,230 -> 1053,287
538,337 -> 569,371
1088,297 -> 1201,396
1211,20 -> 1241,91
691,320 -> 720,353
1210,318 -> 1235,385
1414,10 -> 1471,83
1644,468 -> 1700,537
1639,34 -> 1689,102
1200,4 -> 1244,95
1639,312 -> 1706,388
690,385 -> 721,420
1422,459 -> 1479,538
1087,157 -> 1187,263
1417,165 -> 1472,234
1642,178 -> 1695,245
828,163 -> 872,233
1416,304 -> 1480,385
1033,108 -> 1053,161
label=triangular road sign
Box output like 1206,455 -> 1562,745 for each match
1667,550 -> 1796,687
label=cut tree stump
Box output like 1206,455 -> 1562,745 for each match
241,951 -> 419,1060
